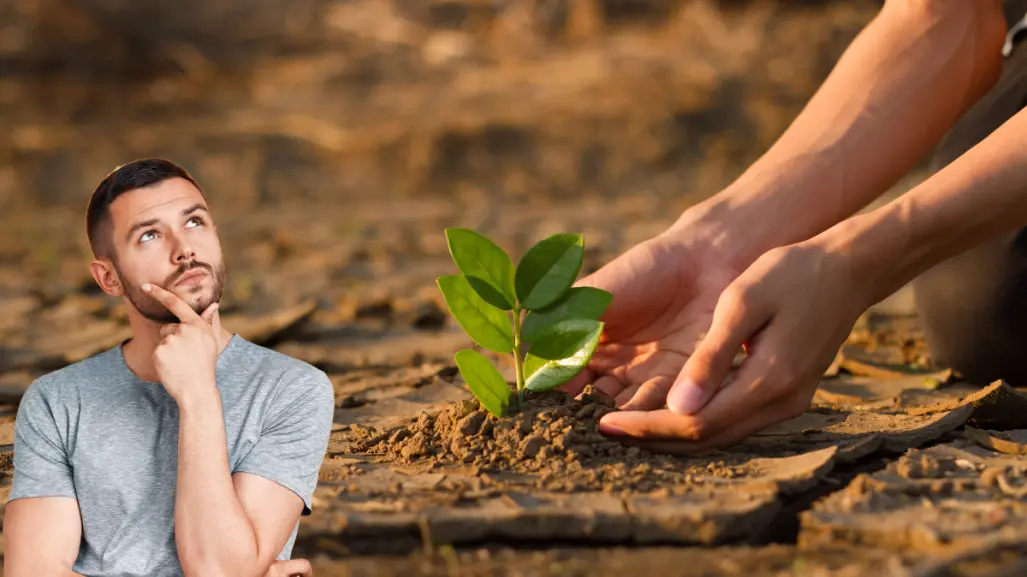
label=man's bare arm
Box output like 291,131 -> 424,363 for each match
837,104 -> 1027,303
173,388 -> 304,577
683,0 -> 1008,265
234,473 -> 312,567
133,286 -> 303,577
3,497 -> 85,577
595,87 -> 1027,450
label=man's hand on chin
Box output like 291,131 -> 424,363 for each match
264,559 -> 313,577
142,283 -> 221,403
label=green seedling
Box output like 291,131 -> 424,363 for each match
436,228 -> 613,417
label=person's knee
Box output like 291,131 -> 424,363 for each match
912,231 -> 1027,386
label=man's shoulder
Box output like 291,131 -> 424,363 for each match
228,338 -> 334,418
27,347 -> 122,399
229,337 -> 330,390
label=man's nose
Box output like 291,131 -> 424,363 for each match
170,234 -> 196,263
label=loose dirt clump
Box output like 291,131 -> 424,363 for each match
895,452 -> 955,480
353,385 -> 746,493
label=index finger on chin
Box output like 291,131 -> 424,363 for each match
142,283 -> 202,323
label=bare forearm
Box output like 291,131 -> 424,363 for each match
4,556 -> 86,576
830,105 -> 1027,304
174,388 -> 262,577
687,0 -> 1006,265
3,498 -> 88,577
7,567 -> 85,577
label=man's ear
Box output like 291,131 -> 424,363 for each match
89,259 -> 124,297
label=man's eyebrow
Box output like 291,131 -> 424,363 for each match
124,205 -> 209,242
182,203 -> 209,217
125,218 -> 160,242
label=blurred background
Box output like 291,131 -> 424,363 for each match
1,0 -> 923,386
2,0 -> 892,209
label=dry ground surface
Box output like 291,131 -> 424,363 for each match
2,198 -> 1027,577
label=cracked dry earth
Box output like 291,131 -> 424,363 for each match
2,203 -> 1027,577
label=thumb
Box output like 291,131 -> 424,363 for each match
200,302 -> 219,326
668,288 -> 765,414
267,559 -> 312,577
210,308 -> 222,336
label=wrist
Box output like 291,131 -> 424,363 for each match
813,202 -> 923,309
665,178 -> 806,271
173,380 -> 221,414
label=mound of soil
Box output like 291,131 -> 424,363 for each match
351,385 -> 746,493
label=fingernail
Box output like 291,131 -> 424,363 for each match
667,380 -> 705,415
142,283 -> 152,292
598,420 -> 626,436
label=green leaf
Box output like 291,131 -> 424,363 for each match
454,349 -> 512,417
526,318 -> 602,360
445,228 -> 516,310
521,287 -> 613,344
437,274 -> 514,353
524,320 -> 604,391
514,234 -> 585,310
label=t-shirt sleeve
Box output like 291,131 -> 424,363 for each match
234,369 -> 334,515
9,380 -> 77,502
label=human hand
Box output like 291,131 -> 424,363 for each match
264,558 -> 313,577
142,283 -> 221,403
598,238 -> 873,453
561,215 -> 750,411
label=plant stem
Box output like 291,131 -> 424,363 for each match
512,306 -> 525,407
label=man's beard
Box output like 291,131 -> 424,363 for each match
121,260 -> 227,324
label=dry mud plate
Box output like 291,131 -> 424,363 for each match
297,374 -> 1027,562
4,235 -> 1027,576
312,386 -> 835,549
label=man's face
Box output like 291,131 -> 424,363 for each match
104,178 -> 227,324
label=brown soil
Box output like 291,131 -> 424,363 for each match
304,544 -> 920,577
352,385 -> 747,494
291,369 -> 1008,560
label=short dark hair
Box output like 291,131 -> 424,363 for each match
86,159 -> 204,258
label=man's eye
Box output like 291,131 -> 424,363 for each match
186,216 -> 204,228
140,231 -> 156,243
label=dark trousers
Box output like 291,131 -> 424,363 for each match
911,2 -> 1027,385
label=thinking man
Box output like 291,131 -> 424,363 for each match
3,159 -> 335,576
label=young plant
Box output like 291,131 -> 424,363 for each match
436,228 -> 613,417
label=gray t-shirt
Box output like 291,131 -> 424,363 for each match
9,334 -> 335,576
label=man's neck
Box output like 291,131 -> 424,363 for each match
122,316 -> 234,383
